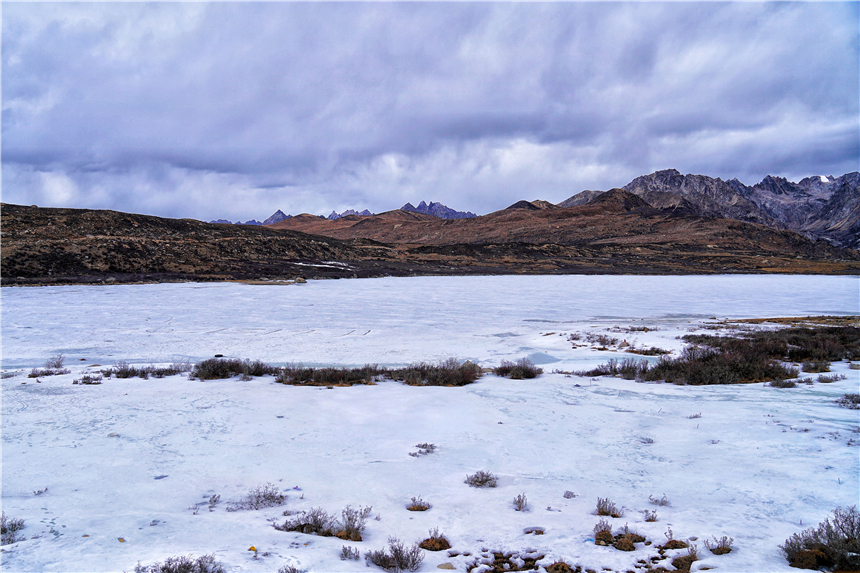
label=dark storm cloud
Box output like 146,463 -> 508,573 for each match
2,2 -> 857,220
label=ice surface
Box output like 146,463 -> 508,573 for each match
1,275 -> 858,572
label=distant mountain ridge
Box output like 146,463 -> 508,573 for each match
328,209 -> 373,220
607,169 -> 860,249
401,201 -> 476,219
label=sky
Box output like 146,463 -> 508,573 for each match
2,2 -> 858,222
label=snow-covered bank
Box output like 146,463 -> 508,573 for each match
2,275 -> 858,572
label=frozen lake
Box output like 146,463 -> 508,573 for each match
1,275 -> 858,573
2,274 -> 858,369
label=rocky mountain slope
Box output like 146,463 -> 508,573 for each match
613,169 -> 859,249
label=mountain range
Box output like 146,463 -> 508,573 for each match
3,169 -> 859,285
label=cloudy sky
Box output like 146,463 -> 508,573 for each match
3,2 -> 858,221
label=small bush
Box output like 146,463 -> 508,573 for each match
277,566 -> 304,573
563,490 -> 576,499
340,546 -> 361,561
781,506 -> 860,570
277,364 -> 381,386
494,358 -> 543,379
596,497 -> 623,518
836,393 -> 860,410
406,497 -> 431,511
819,373 -> 847,383
191,358 -> 277,381
228,483 -> 286,511
73,374 -> 103,385
339,505 -> 372,541
704,535 -> 734,555
45,354 -> 65,369
803,361 -> 831,373
643,509 -> 658,522
394,358 -> 482,387
513,493 -> 528,512
850,363 -> 860,370
276,507 -> 337,536
133,554 -> 226,573
770,379 -> 797,388
649,494 -> 670,506
419,527 -> 451,551
409,443 -> 436,457
586,333 -> 619,347
594,518 -> 613,545
465,470 -> 498,488
1,512 -> 25,545
366,537 -> 424,572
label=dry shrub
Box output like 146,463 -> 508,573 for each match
133,554 -> 226,573
770,379 -> 797,388
406,497 -> 431,511
275,505 -> 371,541
596,497 -> 623,518
394,358 -> 482,387
228,483 -> 286,511
594,518 -> 613,546
836,393 -> 860,409
705,535 -> 734,555
465,470 -> 497,488
192,358 -> 277,380
513,493 -> 528,512
802,361 -> 831,373
493,358 -> 543,379
277,364 -> 381,386
781,506 -> 860,571
365,537 -> 423,572
1,512 -> 25,545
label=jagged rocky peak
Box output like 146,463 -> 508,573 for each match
263,210 -> 291,225
328,209 -> 373,220
400,201 -> 476,219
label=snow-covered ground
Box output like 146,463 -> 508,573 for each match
2,275 -> 858,572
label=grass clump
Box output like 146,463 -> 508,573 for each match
781,506 -> 860,571
596,496 -> 623,518
465,470 -> 498,488
1,512 -> 25,545
770,379 -> 797,388
704,535 -> 734,555
419,527 -> 451,551
133,554 -> 226,573
836,393 -> 860,410
365,537 -> 424,572
649,494 -> 670,506
406,496 -> 431,511
818,373 -> 847,383
593,518 -> 613,545
493,358 -> 543,379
